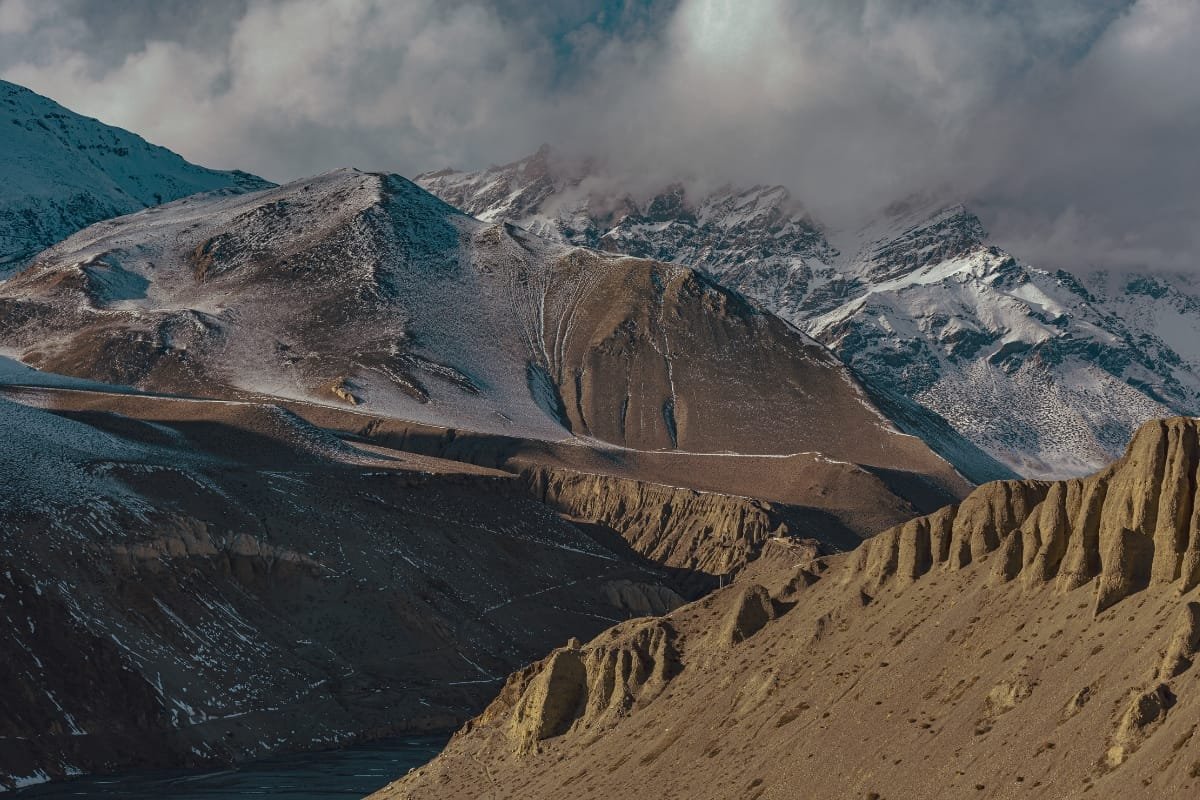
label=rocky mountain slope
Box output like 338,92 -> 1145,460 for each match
0,156 -> 975,789
0,80 -> 270,272
0,381 -> 696,790
0,167 -> 968,525
809,210 -> 1200,479
377,416 -> 1200,800
418,150 -> 1200,478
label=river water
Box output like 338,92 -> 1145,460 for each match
16,736 -> 447,799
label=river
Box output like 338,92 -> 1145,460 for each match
16,736 -> 447,798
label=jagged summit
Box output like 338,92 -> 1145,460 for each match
417,148 -> 835,294
0,80 -> 272,270
419,150 -> 1200,480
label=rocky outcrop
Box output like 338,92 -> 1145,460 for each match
323,377 -> 361,405
1160,602 -> 1200,680
104,516 -> 328,585
521,466 -> 791,576
845,418 -> 1200,615
843,480 -> 1048,590
477,617 -> 680,755
602,580 -> 686,617
508,650 -> 590,753
720,584 -> 778,644
1107,684 -> 1177,768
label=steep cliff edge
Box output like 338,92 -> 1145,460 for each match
520,466 -> 853,579
380,417 -> 1200,800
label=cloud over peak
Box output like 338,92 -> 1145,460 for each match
1,0 -> 1195,271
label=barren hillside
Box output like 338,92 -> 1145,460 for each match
381,417 -> 1200,800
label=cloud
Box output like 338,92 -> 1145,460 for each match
0,0 -> 1196,272
1,0 -> 559,179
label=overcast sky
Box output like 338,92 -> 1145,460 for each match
0,0 -> 1196,272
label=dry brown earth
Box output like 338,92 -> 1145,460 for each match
380,417 -> 1200,800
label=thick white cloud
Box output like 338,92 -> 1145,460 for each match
2,0 -> 554,179
0,0 -> 1196,271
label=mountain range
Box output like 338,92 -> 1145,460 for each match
0,83 -> 965,788
419,147 -> 1200,479
1,79 -> 1199,799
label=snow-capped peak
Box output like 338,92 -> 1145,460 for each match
418,150 -> 1200,479
0,80 -> 272,271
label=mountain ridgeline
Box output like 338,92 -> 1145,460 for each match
0,80 -> 271,271
0,166 -> 966,501
419,148 -> 1200,480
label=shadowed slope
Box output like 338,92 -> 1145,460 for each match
0,393 -> 692,790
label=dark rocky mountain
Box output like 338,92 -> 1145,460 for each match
0,384 -> 692,788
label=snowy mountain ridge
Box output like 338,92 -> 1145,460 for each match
0,80 -> 271,271
419,148 -> 1200,478
0,165 -> 969,492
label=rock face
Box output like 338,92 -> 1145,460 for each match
521,466 -> 803,577
419,149 -> 1200,479
0,80 -> 270,271
498,618 -> 680,755
847,417 -> 1200,615
1161,603 -> 1200,679
381,417 -> 1200,800
719,584 -> 779,644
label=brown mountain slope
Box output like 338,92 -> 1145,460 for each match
0,169 -> 967,521
378,417 -> 1200,800
278,401 -> 957,546
2,382 -> 939,587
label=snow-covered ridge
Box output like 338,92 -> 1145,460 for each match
418,147 -> 836,321
0,80 -> 271,271
0,167 -> 962,489
419,148 -> 1200,478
